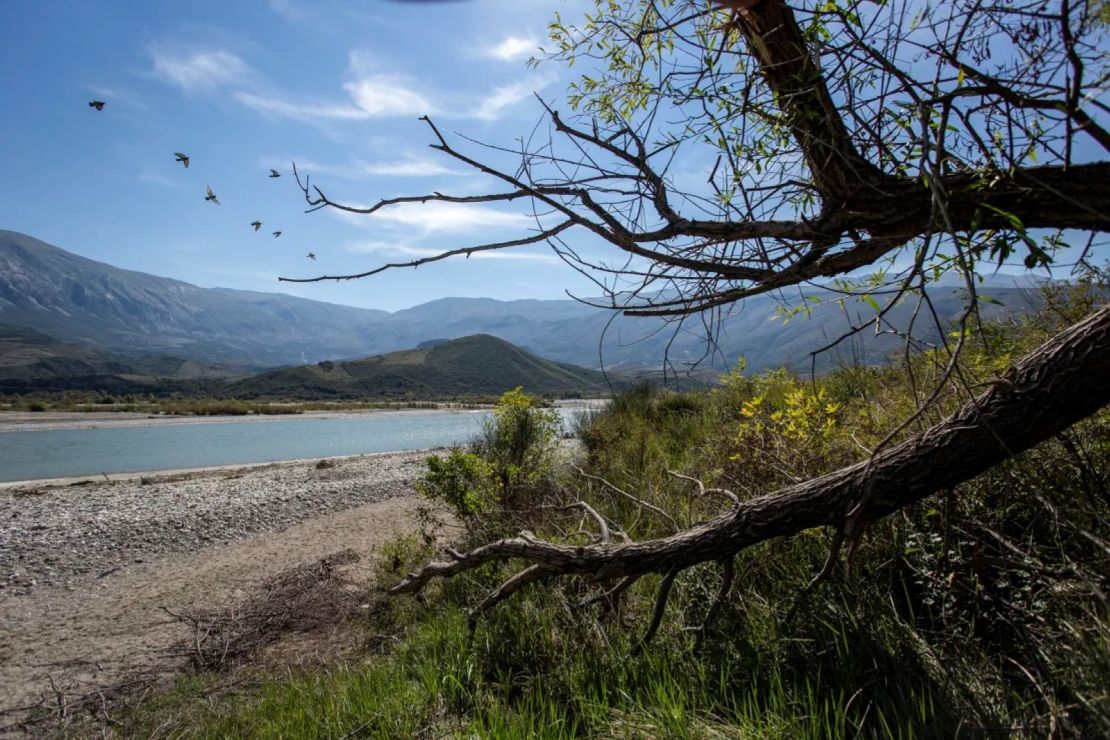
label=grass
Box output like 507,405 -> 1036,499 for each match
114,277 -> 1110,737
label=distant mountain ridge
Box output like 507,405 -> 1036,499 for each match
0,230 -> 1043,375
228,334 -> 611,400
0,231 -> 388,370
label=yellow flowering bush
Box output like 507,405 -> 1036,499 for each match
728,370 -> 846,487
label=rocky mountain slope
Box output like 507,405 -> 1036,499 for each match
0,230 -> 1040,375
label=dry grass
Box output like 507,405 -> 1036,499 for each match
164,550 -> 363,672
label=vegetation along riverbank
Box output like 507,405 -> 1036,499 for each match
9,274 -> 1100,737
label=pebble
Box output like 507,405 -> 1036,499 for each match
0,452 -> 430,596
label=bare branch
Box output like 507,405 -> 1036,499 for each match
638,568 -> 678,649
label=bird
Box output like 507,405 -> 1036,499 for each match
88,100 -> 105,111
205,186 -> 220,205
272,231 -> 282,238
174,152 -> 190,168
268,169 -> 281,178
251,221 -> 262,231
307,252 -> 316,261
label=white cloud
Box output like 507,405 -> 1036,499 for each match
482,35 -> 540,62
266,155 -> 461,179
233,46 -> 547,125
367,202 -> 531,233
347,240 -> 438,257
347,49 -> 379,77
469,79 -> 538,121
268,0 -> 307,22
137,171 -> 187,189
149,45 -> 251,92
348,239 -> 558,263
342,75 -> 437,117
235,74 -> 435,123
364,159 -> 459,177
234,92 -> 369,122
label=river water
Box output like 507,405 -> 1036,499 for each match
0,407 -> 591,482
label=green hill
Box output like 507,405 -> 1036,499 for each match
227,334 -> 611,400
0,323 -> 239,394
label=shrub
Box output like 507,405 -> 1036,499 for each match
472,386 -> 561,497
420,387 -> 561,536
419,449 -> 498,520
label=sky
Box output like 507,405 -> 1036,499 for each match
0,0 -> 600,311
1,1 -> 1098,315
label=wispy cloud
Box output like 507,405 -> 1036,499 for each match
366,159 -> 459,177
235,47 -> 547,125
342,74 -> 437,117
267,0 -> 308,22
348,239 -> 558,263
330,200 -> 533,234
136,171 -> 188,189
235,74 -> 435,122
482,35 -> 540,62
469,78 -> 542,121
365,201 -> 532,233
234,92 -> 368,122
264,155 -> 462,179
149,44 -> 251,92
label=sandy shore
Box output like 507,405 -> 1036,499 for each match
0,450 -> 445,726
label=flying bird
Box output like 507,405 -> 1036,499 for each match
307,252 -> 316,261
269,169 -> 281,178
174,152 -> 190,168
272,231 -> 282,238
88,100 -> 105,111
251,221 -> 262,231
205,186 -> 220,205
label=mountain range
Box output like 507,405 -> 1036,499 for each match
0,229 -> 1042,378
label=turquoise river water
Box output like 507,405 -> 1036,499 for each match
0,409 -> 585,483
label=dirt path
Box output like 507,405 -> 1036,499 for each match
0,494 -> 434,725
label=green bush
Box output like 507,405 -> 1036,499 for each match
420,387 -> 561,536
420,449 -> 499,520
473,387 -> 561,495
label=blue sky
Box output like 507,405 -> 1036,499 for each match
1,1 -> 1097,314
0,0 -> 600,311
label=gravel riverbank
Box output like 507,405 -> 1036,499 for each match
0,450 -> 432,596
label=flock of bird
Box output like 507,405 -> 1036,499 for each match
89,99 -> 318,261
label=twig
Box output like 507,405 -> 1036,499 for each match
636,569 -> 678,651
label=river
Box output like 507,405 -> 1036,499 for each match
0,406 -> 593,482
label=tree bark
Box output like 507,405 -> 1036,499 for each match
394,302 -> 1110,597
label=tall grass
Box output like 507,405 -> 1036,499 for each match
124,279 -> 1110,737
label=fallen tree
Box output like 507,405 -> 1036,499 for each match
282,0 -> 1110,635
392,302 -> 1110,636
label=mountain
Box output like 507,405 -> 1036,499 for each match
0,230 -> 1044,376
0,323 -> 240,394
226,334 -> 611,399
0,230 -> 388,370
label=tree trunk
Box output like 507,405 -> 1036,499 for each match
394,303 -> 1110,596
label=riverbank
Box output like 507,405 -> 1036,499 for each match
0,450 -> 442,728
0,399 -> 606,434
0,450 -> 432,594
